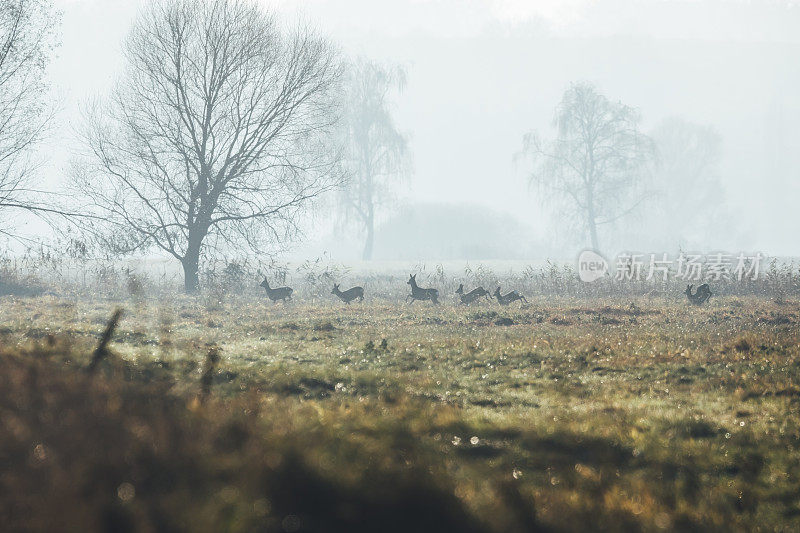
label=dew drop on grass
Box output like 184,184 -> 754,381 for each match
33,444 -> 47,462
117,482 -> 135,502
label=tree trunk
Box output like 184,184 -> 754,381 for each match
587,191 -> 600,251
588,217 -> 599,251
182,251 -> 200,293
181,220 -> 209,293
362,206 -> 374,261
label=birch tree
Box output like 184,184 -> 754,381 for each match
338,58 -> 409,260
519,82 -> 654,251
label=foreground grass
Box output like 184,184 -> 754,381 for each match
2,293 -> 799,531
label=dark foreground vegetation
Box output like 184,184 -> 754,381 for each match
1,340 -> 493,532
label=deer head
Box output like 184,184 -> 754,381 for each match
407,274 -> 416,285
260,277 -> 269,289
331,283 -> 339,294
684,284 -> 693,296
455,283 -> 464,294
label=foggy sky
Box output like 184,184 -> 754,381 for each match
23,0 -> 800,258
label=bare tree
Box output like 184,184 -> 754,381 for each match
73,0 -> 343,292
648,117 -> 723,246
518,82 -> 654,251
0,0 -> 59,238
337,58 -> 409,260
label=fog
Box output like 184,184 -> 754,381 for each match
16,0 -> 800,261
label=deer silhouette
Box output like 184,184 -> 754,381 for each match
332,283 -> 364,304
406,274 -> 439,305
494,286 -> 528,306
455,283 -> 490,305
684,283 -> 711,305
260,276 -> 293,303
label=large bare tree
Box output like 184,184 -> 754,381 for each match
518,82 -> 654,251
337,58 -> 409,260
0,0 -> 59,237
74,0 -> 342,291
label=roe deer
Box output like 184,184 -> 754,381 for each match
455,283 -> 490,305
406,274 -> 439,305
684,283 -> 711,305
260,276 -> 293,303
494,286 -> 528,306
332,283 -> 364,304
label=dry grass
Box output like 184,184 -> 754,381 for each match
1,291 -> 799,531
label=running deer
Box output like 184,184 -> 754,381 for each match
260,276 -> 293,303
455,283 -> 490,305
406,274 -> 439,305
332,284 -> 364,304
684,283 -> 711,305
494,286 -> 528,306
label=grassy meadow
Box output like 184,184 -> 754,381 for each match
1,263 -> 800,531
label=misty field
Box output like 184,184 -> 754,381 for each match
2,286 -> 799,532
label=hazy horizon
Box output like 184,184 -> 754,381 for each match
9,0 -> 800,260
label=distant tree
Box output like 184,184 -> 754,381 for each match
337,58 -> 409,260
73,0 -> 342,292
648,117 -> 723,246
518,82 -> 654,251
0,0 -> 60,238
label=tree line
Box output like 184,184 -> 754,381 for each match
2,0 -> 722,292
